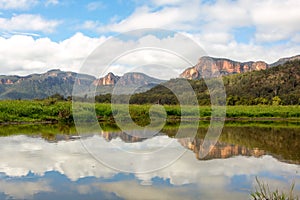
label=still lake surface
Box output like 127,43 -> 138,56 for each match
0,122 -> 300,200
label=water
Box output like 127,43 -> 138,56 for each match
0,122 -> 300,200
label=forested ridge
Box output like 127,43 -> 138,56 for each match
95,60 -> 300,105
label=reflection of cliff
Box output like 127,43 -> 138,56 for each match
22,124 -> 300,164
100,131 -> 143,143
178,138 -> 265,160
99,130 -> 266,160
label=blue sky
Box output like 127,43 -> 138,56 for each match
0,0 -> 300,76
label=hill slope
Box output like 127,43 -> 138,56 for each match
0,70 -> 95,99
129,60 -> 300,105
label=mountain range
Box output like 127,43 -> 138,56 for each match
0,54 -> 299,99
0,70 -> 164,99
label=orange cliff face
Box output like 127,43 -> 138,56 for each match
0,79 -> 14,85
180,67 -> 199,80
92,72 -> 164,87
180,56 -> 269,79
93,72 -> 120,86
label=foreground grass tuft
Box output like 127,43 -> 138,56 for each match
251,177 -> 299,200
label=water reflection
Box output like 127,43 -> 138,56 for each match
178,138 -> 265,160
0,123 -> 299,199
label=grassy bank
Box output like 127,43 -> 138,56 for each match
0,100 -> 300,124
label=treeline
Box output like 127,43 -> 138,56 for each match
94,60 -> 300,105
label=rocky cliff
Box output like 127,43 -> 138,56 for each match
180,56 -> 269,79
93,72 -> 164,87
93,72 -> 120,86
180,55 -> 300,79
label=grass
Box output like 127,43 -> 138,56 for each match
251,177 -> 299,200
226,105 -> 300,118
0,100 -> 300,124
0,99 -> 72,123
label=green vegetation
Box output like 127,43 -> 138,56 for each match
251,177 -> 298,200
0,99 -> 72,123
225,105 -> 300,118
0,99 -> 300,124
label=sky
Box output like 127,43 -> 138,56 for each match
0,0 -> 300,77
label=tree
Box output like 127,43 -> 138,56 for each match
272,96 -> 282,106
49,93 -> 65,101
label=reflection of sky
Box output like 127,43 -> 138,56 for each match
0,135 -> 299,199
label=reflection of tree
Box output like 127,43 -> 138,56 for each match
219,126 -> 300,164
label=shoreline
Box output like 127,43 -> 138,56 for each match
1,117 -> 300,126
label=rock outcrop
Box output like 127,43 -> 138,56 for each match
93,72 -> 120,86
93,72 -> 164,87
180,56 -> 269,79
180,54 -> 300,80
0,79 -> 14,85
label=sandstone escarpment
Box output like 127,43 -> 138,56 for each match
93,72 -> 120,86
180,56 -> 269,79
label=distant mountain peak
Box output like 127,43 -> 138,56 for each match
270,55 -> 300,67
93,72 -> 163,87
47,69 -> 61,73
93,72 -> 120,86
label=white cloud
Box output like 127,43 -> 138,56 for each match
0,0 -> 38,10
200,0 -> 300,43
0,14 -> 60,33
0,180 -> 52,199
0,30 -> 205,77
95,180 -> 195,200
88,0 -> 300,45
1,30 -> 300,78
0,0 -> 298,77
77,31 -> 206,79
95,3 -> 200,33
86,1 -> 105,11
249,0 -> 300,43
45,0 -> 59,6
150,0 -> 187,6
0,32 -> 107,75
81,20 -> 100,30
